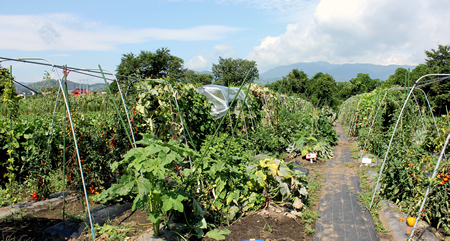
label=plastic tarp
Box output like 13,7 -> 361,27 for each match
198,85 -> 248,119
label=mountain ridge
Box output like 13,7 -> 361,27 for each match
14,79 -> 107,94
258,61 -> 416,85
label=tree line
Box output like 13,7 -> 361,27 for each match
112,45 -> 449,113
266,44 -> 450,113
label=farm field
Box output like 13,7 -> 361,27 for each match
0,63 -> 340,240
1,45 -> 450,241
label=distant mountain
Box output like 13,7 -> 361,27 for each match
196,70 -> 213,75
14,79 -> 107,94
258,61 -> 416,85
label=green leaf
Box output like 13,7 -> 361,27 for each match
137,175 -> 152,197
216,177 -> 226,194
256,170 -> 267,187
116,180 -> 135,196
278,162 -> 293,179
161,192 -> 188,212
226,192 -> 234,205
195,217 -> 207,229
148,212 -> 162,223
205,229 -> 231,240
193,199 -> 205,217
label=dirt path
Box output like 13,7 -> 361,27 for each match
313,123 -> 379,241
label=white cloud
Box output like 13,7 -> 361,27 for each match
248,0 -> 450,72
218,0 -> 320,21
186,43 -> 236,70
0,13 -> 243,51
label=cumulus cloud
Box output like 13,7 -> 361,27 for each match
186,43 -> 236,70
0,13 -> 243,51
247,0 -> 450,72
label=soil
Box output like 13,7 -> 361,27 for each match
203,157 -> 328,241
1,148 -> 330,241
0,194 -> 151,241
77,208 -> 154,241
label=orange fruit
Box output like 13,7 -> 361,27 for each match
407,217 -> 416,227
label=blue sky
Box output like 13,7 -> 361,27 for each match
1,0 -> 449,83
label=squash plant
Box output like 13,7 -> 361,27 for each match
94,134 -> 195,236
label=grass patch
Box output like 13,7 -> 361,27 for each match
357,168 -> 390,233
299,170 -> 325,235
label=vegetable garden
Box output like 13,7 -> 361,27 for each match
339,73 -> 450,240
0,58 -> 338,240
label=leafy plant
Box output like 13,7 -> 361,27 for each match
93,223 -> 133,240
205,228 -> 231,240
94,134 -> 194,236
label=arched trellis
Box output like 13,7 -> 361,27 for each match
408,133 -> 450,240
338,93 -> 370,136
0,57 -> 97,239
336,74 -> 450,240
338,86 -> 437,161
369,73 -> 450,211
353,86 -> 439,163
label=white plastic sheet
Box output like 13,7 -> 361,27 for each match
198,85 -> 248,119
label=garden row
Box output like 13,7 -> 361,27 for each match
0,67 -> 338,239
338,78 -> 450,236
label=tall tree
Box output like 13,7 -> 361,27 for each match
308,72 -> 338,108
182,70 -> 213,87
266,69 -> 308,97
424,44 -> 450,113
349,73 -> 380,94
116,48 -> 185,80
211,57 -> 259,86
425,44 -> 450,74
383,68 -> 408,88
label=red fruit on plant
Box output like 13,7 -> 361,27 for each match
43,162 -> 46,166
31,191 -> 38,200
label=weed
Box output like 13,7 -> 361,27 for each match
304,224 -> 316,234
65,213 -> 84,223
1,208 -> 29,223
262,217 -> 273,233
342,162 -> 356,168
93,223 -> 134,240
357,169 -> 390,233
1,231 -> 33,241
300,209 -> 320,224
307,172 -> 324,194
